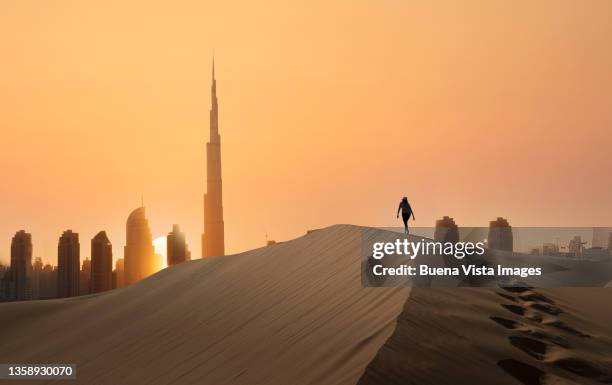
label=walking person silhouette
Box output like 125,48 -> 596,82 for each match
397,197 -> 415,234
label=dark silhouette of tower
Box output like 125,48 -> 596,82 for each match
91,231 -> 113,293
31,257 -> 43,299
80,258 -> 91,295
3,230 -> 33,300
114,258 -> 125,289
0,264 -> 8,300
167,224 -> 191,266
124,207 -> 158,285
57,230 -> 80,298
434,216 -> 459,243
202,58 -> 225,258
488,217 -> 513,252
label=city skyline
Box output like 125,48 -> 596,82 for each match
2,1 -> 612,266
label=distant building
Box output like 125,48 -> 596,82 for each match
124,207 -> 158,285
542,243 -> 559,256
582,247 -> 609,261
80,258 -> 91,295
114,258 -> 125,289
91,231 -> 113,293
266,240 -> 277,246
167,224 -> 191,267
3,230 -> 33,301
0,264 -> 7,300
592,227 -> 612,249
608,233 -> 612,254
434,216 -> 459,243
57,230 -> 80,298
530,248 -> 540,255
488,217 -> 513,252
31,257 -> 43,299
568,236 -> 586,257
39,263 -> 58,299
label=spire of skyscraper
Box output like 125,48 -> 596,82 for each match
202,59 -> 225,258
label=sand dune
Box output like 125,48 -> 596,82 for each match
0,225 -> 409,385
358,287 -> 612,385
1,225 -> 611,385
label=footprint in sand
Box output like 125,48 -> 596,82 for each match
522,330 -> 571,349
497,292 -> 519,302
500,286 -> 533,294
530,303 -> 563,316
498,359 -> 586,385
493,288 -> 609,384
490,316 -> 523,330
553,357 -> 612,383
543,320 -> 590,338
502,304 -> 527,316
508,336 -> 549,361
519,293 -> 555,304
497,359 -> 544,385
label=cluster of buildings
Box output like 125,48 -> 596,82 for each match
0,207 -> 193,302
0,61 -> 226,302
434,216 -> 514,252
434,216 -> 612,259
535,231 -> 612,259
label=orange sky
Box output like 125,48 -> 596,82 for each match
1,0 -> 611,266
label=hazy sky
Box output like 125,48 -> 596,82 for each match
1,0 -> 611,265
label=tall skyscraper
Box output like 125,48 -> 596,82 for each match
115,258 -> 125,289
592,227 -> 612,249
167,224 -> 191,266
434,216 -> 460,244
124,206 -> 158,285
0,264 -> 7,300
31,257 -> 43,299
202,59 -> 225,258
488,217 -> 513,252
57,230 -> 80,298
91,231 -> 113,293
3,230 -> 33,300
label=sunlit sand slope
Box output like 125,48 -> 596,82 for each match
0,225 -> 409,385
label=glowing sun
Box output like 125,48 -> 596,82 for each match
153,236 -> 168,269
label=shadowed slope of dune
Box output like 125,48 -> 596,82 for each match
0,225 -> 409,385
357,288 -> 612,385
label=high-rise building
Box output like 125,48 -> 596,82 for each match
91,231 -> 113,293
434,216 -> 459,243
39,263 -> 57,300
592,227 -> 612,248
0,264 -> 7,300
80,258 -> 91,295
124,207 -> 158,285
202,59 -> 225,258
488,217 -> 513,252
57,230 -> 80,298
31,257 -> 43,299
114,258 -> 125,289
3,230 -> 33,301
542,242 -> 559,256
568,236 -> 586,257
167,224 -> 191,266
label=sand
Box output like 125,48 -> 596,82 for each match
358,287 -> 612,385
1,225 -> 611,385
0,225 -> 409,385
